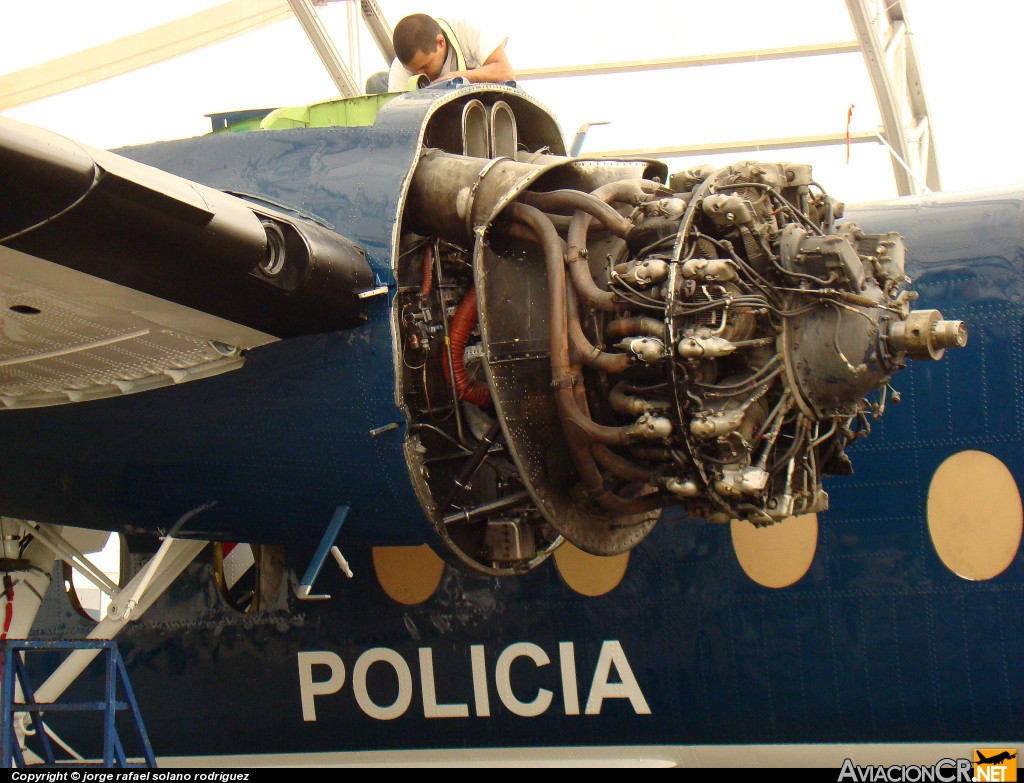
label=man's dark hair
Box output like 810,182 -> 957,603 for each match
393,14 -> 443,64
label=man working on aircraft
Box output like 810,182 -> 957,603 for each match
386,14 -> 513,92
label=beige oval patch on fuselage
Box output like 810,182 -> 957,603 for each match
553,542 -> 630,597
731,513 -> 818,588
927,450 -> 1022,581
372,545 -> 446,605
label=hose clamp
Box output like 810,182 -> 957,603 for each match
465,157 -> 512,239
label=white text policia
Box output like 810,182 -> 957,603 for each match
298,640 -> 650,721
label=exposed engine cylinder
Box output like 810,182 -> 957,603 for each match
398,143 -> 966,573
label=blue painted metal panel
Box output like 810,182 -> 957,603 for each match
4,96 -> 1021,758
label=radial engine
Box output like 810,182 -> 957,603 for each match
396,145 -> 966,571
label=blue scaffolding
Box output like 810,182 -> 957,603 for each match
1,640 -> 156,768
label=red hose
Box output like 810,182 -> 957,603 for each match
443,287 -> 491,407
2,576 -> 13,639
420,244 -> 434,300
0,575 -> 13,684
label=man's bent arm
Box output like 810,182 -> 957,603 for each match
434,42 -> 514,84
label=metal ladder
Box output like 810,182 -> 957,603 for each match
1,640 -> 156,768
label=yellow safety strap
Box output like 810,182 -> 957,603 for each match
436,18 -> 467,73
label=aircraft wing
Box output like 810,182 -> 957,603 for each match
0,243 -> 276,409
0,114 -> 376,410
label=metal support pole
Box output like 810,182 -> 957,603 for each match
846,0 -> 917,195
360,0 -> 395,62
296,506 -> 353,600
11,520 -> 118,596
31,539 -> 207,707
287,0 -> 361,97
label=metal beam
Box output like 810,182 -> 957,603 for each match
591,131 -> 879,160
886,0 -> 941,192
516,41 -> 860,80
845,0 -> 938,194
31,538 -> 209,706
15,520 -> 118,595
360,0 -> 396,63
286,0 -> 360,98
0,0 -> 293,111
